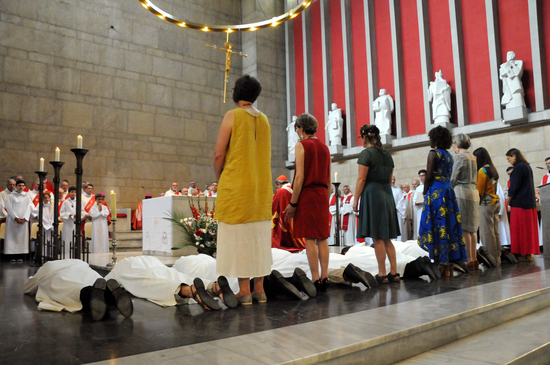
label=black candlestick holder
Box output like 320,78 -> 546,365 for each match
49,161 -> 65,260
33,170 -> 48,267
71,148 -> 88,260
107,219 -> 118,267
332,182 -> 341,247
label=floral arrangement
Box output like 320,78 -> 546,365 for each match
165,195 -> 217,257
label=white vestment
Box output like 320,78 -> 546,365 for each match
60,198 -> 85,258
24,259 -> 101,312
496,184 -> 511,247
391,186 -> 407,241
412,184 -> 424,241
105,256 -> 210,307
164,189 -> 179,196
340,193 -> 356,246
33,202 -> 54,244
5,191 -> 32,254
328,193 -> 337,245
0,189 -> 13,219
90,204 -> 110,253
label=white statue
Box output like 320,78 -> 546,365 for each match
372,89 -> 394,135
500,51 -> 525,109
286,116 -> 300,156
325,103 -> 343,146
428,70 -> 452,124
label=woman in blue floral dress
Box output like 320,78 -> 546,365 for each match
418,126 -> 467,276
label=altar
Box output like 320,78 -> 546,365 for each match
142,195 -> 216,257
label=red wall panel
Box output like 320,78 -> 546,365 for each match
461,0 -> 494,124
310,1 -> 326,143
351,0 -> 369,146
330,0 -> 346,113
374,0 -> 394,103
400,0 -> 424,135
293,14 -> 305,115
428,0 -> 457,124
541,0 -> 550,108
498,0 -> 534,111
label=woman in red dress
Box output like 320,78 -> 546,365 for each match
284,113 -> 331,292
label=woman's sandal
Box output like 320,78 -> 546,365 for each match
212,276 -> 239,308
387,272 -> 401,282
375,274 -> 389,284
190,278 -> 221,311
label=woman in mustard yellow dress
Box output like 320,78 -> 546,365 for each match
214,75 -> 273,306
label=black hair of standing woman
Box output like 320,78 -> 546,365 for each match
428,125 -> 453,149
232,75 -> 262,104
473,147 -> 499,181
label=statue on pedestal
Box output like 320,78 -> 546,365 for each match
326,103 -> 343,146
373,89 -> 394,135
500,51 -> 525,109
428,70 -> 452,125
286,116 -> 300,156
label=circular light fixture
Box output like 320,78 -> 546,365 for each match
137,0 -> 313,32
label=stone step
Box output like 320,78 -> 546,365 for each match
396,305 -> 550,365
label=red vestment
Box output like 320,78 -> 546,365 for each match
132,202 -> 143,230
272,185 -> 305,252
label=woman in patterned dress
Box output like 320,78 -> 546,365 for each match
418,126 -> 467,276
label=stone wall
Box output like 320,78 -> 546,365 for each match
0,0 -> 288,208
325,123 -> 550,194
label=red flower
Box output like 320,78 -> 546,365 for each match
194,230 -> 203,236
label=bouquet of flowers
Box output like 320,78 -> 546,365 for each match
165,195 -> 217,257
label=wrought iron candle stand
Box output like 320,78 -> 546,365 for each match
107,218 -> 118,267
71,148 -> 88,260
49,161 -> 64,260
332,182 -> 342,247
32,171 -> 47,267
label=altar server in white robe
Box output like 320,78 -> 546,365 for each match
0,178 -> 16,222
32,192 -> 54,244
391,177 -> 407,241
412,170 -> 427,240
89,193 -> 110,253
4,180 -> 32,257
340,185 -> 357,246
496,183 -> 511,247
60,187 -> 85,258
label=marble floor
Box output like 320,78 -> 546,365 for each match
1,254 -> 549,365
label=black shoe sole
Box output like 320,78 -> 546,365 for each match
91,278 -> 107,321
292,268 -> 317,297
418,258 -> 437,280
107,279 -> 133,318
270,270 -> 302,300
217,276 -> 238,308
344,263 -> 377,288
193,278 -> 221,311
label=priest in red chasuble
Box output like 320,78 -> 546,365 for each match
272,175 -> 305,252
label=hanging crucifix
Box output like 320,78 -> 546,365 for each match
206,32 -> 247,103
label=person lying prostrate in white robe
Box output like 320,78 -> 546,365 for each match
4,180 -> 32,260
105,256 -> 237,309
89,193 -> 110,253
59,186 -> 86,258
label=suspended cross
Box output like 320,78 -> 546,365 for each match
206,33 -> 247,103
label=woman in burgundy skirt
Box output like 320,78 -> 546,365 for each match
284,113 -> 331,292
506,148 -> 539,261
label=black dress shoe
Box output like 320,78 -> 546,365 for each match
418,257 -> 437,280
91,278 -> 107,321
290,268 -> 317,298
477,247 -> 494,268
107,279 -> 134,318
501,250 -> 518,264
270,270 -> 302,300
422,256 -> 441,279
451,260 -> 469,274
343,263 -> 377,288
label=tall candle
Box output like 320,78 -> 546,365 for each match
335,172 -> 338,182
39,158 -> 44,171
77,135 -> 83,148
110,190 -> 117,217
55,147 -> 60,162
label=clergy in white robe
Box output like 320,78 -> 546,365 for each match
0,178 -> 15,221
340,186 -> 356,246
165,182 -> 181,196
4,181 -> 32,255
328,191 -> 338,245
412,183 -> 424,241
24,259 -> 102,312
90,194 -> 110,253
391,178 -> 407,242
60,187 -> 86,258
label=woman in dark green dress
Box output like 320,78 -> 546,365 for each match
353,125 -> 401,283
